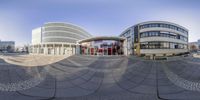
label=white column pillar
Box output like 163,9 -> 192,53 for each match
53,44 -> 55,55
69,44 -> 71,56
32,46 -> 35,54
37,45 -> 39,54
111,47 -> 113,55
40,45 -> 42,54
61,44 -> 64,55
44,44 -> 47,55
73,45 -> 75,55
71,44 -> 73,55
123,39 -> 128,56
90,48 -> 91,55
75,44 -> 80,55
57,45 -> 59,55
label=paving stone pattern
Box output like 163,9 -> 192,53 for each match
0,55 -> 200,100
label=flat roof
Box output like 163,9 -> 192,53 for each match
78,36 -> 125,43
119,21 -> 189,36
137,21 -> 189,31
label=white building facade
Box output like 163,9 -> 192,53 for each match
120,21 -> 189,57
31,22 -> 92,55
119,27 -> 134,55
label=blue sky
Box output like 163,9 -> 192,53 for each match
0,0 -> 200,46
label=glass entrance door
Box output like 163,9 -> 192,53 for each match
91,48 -> 94,55
103,48 -> 108,55
108,48 -> 112,55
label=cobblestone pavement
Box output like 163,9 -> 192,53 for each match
0,55 -> 200,100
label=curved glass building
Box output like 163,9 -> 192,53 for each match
78,36 -> 125,55
120,21 -> 189,58
31,22 -> 92,55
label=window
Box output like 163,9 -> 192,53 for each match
148,42 -> 161,49
140,33 -> 144,38
169,43 -> 174,49
161,42 -> 169,49
160,24 -> 164,27
178,44 -> 184,49
140,23 -> 187,35
174,43 -> 178,49
141,42 -> 186,49
140,42 -> 148,49
183,45 -> 187,49
140,31 -> 187,42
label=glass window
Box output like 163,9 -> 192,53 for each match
140,23 -> 187,35
160,24 -> 164,27
140,42 -> 148,49
140,31 -> 187,42
162,42 -> 169,49
140,42 -> 187,49
141,42 -> 186,49
178,44 -> 184,49
141,33 -> 144,37
170,43 -> 174,49
184,45 -> 187,49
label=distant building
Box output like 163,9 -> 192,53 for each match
189,42 -> 198,52
16,45 -> 30,53
189,40 -> 200,52
0,40 -> 15,53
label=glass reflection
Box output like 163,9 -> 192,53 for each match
80,40 -> 124,55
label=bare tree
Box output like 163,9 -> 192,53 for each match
190,45 -> 197,52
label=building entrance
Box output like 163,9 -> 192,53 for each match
79,37 -> 125,56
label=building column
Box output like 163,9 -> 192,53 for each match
76,44 -> 80,55
69,44 -> 71,56
32,45 -> 35,54
72,45 -> 75,55
123,39 -> 128,56
111,47 -> 113,55
37,45 -> 39,54
61,44 -> 64,55
44,44 -> 48,55
53,44 -> 55,55
90,48 -> 91,55
40,44 -> 42,54
72,45 -> 74,55
57,45 -> 61,55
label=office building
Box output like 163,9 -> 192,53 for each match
32,21 -> 189,58
31,22 -> 92,55
0,40 -> 15,53
120,21 -> 189,58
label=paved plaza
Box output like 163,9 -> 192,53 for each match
0,54 -> 200,100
